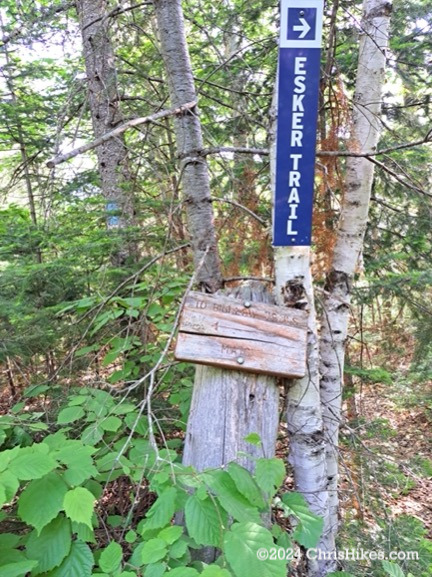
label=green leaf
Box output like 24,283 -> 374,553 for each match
205,471 -> 261,523
165,569 -> 199,577
0,471 -> 19,504
63,487 -> 95,528
201,566 -> 233,577
26,515 -> 72,574
243,433 -> 262,446
100,416 -> 122,432
72,521 -> 96,543
184,494 -> 227,547
44,541 -> 94,577
382,561 -> 405,577
141,538 -> 167,564
55,444 -> 97,486
24,384 -> 49,397
0,560 -> 38,577
99,541 -> 123,573
81,423 -> 104,445
227,463 -> 266,510
157,525 -> 183,544
9,446 -> 57,480
144,564 -> 166,577
125,530 -> 137,543
57,406 -> 85,425
168,538 -> 188,559
142,487 -> 177,530
281,493 -> 324,549
224,522 -> 286,577
255,458 -> 285,496
327,573 -> 357,577
18,472 -> 68,533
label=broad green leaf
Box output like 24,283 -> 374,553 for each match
184,494 -> 227,547
144,564 -> 166,577
44,541 -> 94,577
281,493 -> 324,549
169,538 -> 188,559
227,463 -> 266,509
165,569 -> 199,577
81,423 -> 104,445
99,541 -> 123,573
63,487 -> 95,528
72,521 -> 96,543
205,471 -> 260,523
0,484 -> 6,506
157,525 -> 183,544
67,395 -> 89,406
141,538 -> 167,564
201,566 -> 233,577
255,458 -> 285,496
57,406 -> 85,425
0,447 -> 20,473
0,534 -> 20,549
0,560 -> 38,577
100,416 -> 122,432
55,444 -> 97,486
142,487 -> 177,530
224,522 -> 286,577
18,472 -> 68,533
9,446 -> 57,480
26,515 -> 71,574
382,561 -> 405,577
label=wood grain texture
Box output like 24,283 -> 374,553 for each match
175,291 -> 307,378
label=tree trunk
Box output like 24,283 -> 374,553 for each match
153,0 -> 222,292
319,0 -> 392,542
77,0 -> 137,266
270,74 -> 332,575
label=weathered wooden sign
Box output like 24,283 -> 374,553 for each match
175,292 -> 308,379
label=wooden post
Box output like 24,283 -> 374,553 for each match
182,283 -> 280,473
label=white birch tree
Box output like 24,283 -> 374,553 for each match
319,0 -> 392,546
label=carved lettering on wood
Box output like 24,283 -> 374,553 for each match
175,292 -> 307,379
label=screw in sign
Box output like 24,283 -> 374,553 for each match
273,0 -> 324,246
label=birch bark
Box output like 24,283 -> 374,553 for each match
319,0 -> 392,540
77,0 -> 137,265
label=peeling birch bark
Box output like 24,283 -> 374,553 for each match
320,0 -> 391,542
77,0 -> 137,265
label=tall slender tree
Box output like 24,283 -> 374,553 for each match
77,0 -> 137,265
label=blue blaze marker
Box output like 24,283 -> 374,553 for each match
273,0 -> 324,246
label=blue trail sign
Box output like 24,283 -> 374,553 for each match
273,0 -> 324,246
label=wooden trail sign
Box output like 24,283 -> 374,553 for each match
175,292 -> 308,379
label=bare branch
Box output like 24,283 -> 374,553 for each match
211,196 -> 267,225
202,146 -> 269,157
46,101 -> 197,167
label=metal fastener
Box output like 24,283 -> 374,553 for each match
237,357 -> 245,365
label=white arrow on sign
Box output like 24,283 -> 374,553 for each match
293,17 -> 311,39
